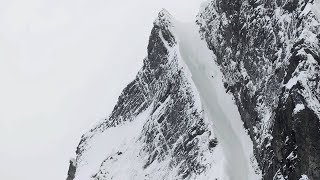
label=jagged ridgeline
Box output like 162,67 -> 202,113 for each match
68,10 -> 222,180
67,0 -> 320,180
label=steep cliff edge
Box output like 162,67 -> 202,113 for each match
197,0 -> 320,179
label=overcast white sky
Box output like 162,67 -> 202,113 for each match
0,0 -> 205,179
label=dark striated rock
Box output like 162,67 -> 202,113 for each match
66,159 -> 76,180
198,0 -> 320,179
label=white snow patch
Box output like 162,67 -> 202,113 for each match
285,48 -> 320,120
311,0 -> 320,21
300,174 -> 310,180
70,158 -> 76,166
285,75 -> 299,89
300,3 -> 312,18
293,104 -> 305,114
192,144 -> 226,180
273,169 -> 286,180
286,151 -> 297,161
285,136 -> 290,143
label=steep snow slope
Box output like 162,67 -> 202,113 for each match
75,106 -> 153,179
176,21 -> 262,179
311,0 -> 320,20
174,22 -> 261,180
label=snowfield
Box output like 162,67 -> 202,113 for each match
74,106 -> 154,180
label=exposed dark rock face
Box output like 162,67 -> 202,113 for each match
66,159 -> 76,180
197,0 -> 320,179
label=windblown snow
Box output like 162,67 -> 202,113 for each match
75,106 -> 153,180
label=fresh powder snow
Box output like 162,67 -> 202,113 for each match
74,106 -> 153,180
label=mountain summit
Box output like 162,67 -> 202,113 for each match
67,1 -> 320,180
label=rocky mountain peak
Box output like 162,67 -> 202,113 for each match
146,9 -> 176,69
67,1 -> 320,180
153,8 -> 174,28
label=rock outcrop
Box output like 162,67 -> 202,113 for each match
66,158 -> 76,180
197,0 -> 320,179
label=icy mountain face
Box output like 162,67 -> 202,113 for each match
71,10 -> 224,180
197,0 -> 320,179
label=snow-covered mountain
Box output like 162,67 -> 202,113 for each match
67,1 -> 320,180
